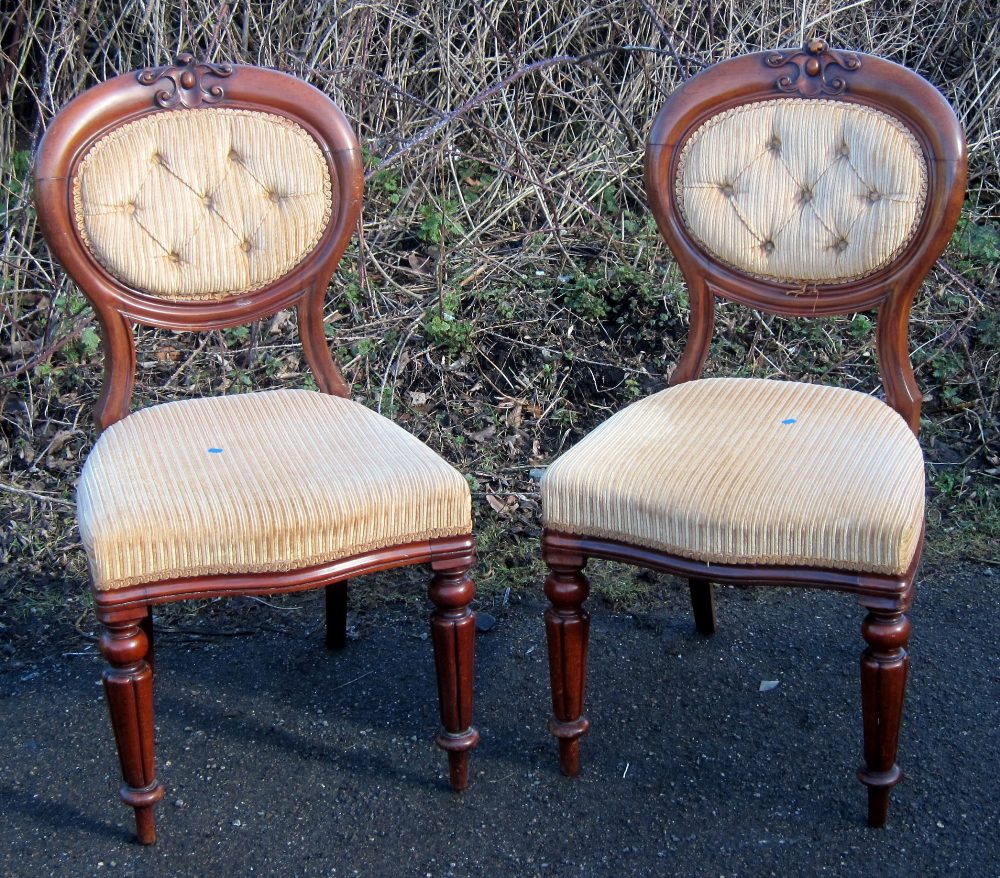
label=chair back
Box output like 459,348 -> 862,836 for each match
35,55 -> 363,430
644,40 -> 966,431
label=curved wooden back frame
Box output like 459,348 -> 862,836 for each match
33,61 -> 480,844
644,40 -> 967,432
34,56 -> 364,432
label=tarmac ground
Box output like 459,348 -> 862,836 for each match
1,560 -> 998,876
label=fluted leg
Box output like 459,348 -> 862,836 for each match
325,583 -> 348,650
858,609 -> 911,827
688,577 -> 716,636
139,606 -> 155,670
544,552 -> 591,776
99,611 -> 164,844
428,559 -> 479,790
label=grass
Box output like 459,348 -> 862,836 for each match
1,1 -> 998,633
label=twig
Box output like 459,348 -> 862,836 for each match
0,482 -> 76,508
332,669 -> 375,691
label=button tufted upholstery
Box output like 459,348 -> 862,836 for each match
35,61 -> 487,842
74,108 -> 332,299
676,99 -> 927,283
543,43 -> 968,828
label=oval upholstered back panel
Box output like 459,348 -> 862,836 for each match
675,99 -> 927,283
73,108 -> 332,300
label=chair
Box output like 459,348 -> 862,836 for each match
540,39 -> 965,826
34,55 -> 479,844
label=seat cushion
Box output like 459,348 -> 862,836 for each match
541,378 -> 924,575
78,389 -> 472,590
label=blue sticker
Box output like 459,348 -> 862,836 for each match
781,418 -> 797,425
207,447 -> 224,453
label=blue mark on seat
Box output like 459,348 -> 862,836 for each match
207,447 -> 224,453
781,418 -> 797,425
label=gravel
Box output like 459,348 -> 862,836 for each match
2,561 -> 998,876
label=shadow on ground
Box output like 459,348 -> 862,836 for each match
2,561 -> 998,876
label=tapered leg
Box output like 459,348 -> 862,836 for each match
544,552 -> 591,776
688,577 -> 716,636
325,583 -> 348,650
428,559 -> 480,790
99,611 -> 164,845
858,609 -> 911,827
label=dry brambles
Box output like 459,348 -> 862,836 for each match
0,1 -> 997,640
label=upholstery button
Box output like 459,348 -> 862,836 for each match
202,194 -> 214,210
241,240 -> 253,254
839,144 -> 850,157
125,201 -> 137,215
799,187 -> 813,204
167,250 -> 181,265
150,152 -> 162,165
267,190 -> 283,204
718,183 -> 735,198
761,240 -> 775,254
767,135 -> 781,153
228,149 -> 241,163
834,237 -> 849,253
867,189 -> 881,203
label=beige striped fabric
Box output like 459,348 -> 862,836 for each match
73,108 -> 332,300
542,378 -> 924,575
78,390 -> 471,590
676,99 -> 927,283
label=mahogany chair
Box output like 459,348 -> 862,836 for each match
34,55 -> 479,844
540,40 -> 965,826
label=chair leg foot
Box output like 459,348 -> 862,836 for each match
438,743 -> 474,790
544,552 -> 591,775
325,583 -> 348,650
689,577 -> 716,635
558,737 -> 580,776
858,609 -> 910,827
134,804 -> 157,846
863,782 -> 894,828
448,750 -> 468,790
429,559 -> 479,790
99,612 -> 164,845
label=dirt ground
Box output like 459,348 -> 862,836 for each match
1,559 -> 998,877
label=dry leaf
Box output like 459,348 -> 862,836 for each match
486,494 -> 508,513
467,424 -> 496,443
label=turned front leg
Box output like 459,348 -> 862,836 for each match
99,613 -> 164,844
138,606 -> 155,670
544,555 -> 591,776
428,561 -> 480,790
858,610 -> 911,828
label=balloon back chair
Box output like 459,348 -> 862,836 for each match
540,40 -> 965,826
34,56 -> 479,844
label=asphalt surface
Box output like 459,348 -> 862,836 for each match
2,560 -> 998,877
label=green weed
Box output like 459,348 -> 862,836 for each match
424,290 -> 474,354
418,200 -> 463,245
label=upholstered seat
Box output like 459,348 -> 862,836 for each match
35,57 -> 481,844
542,378 -> 923,575
540,40 -> 966,828
79,389 -> 472,590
